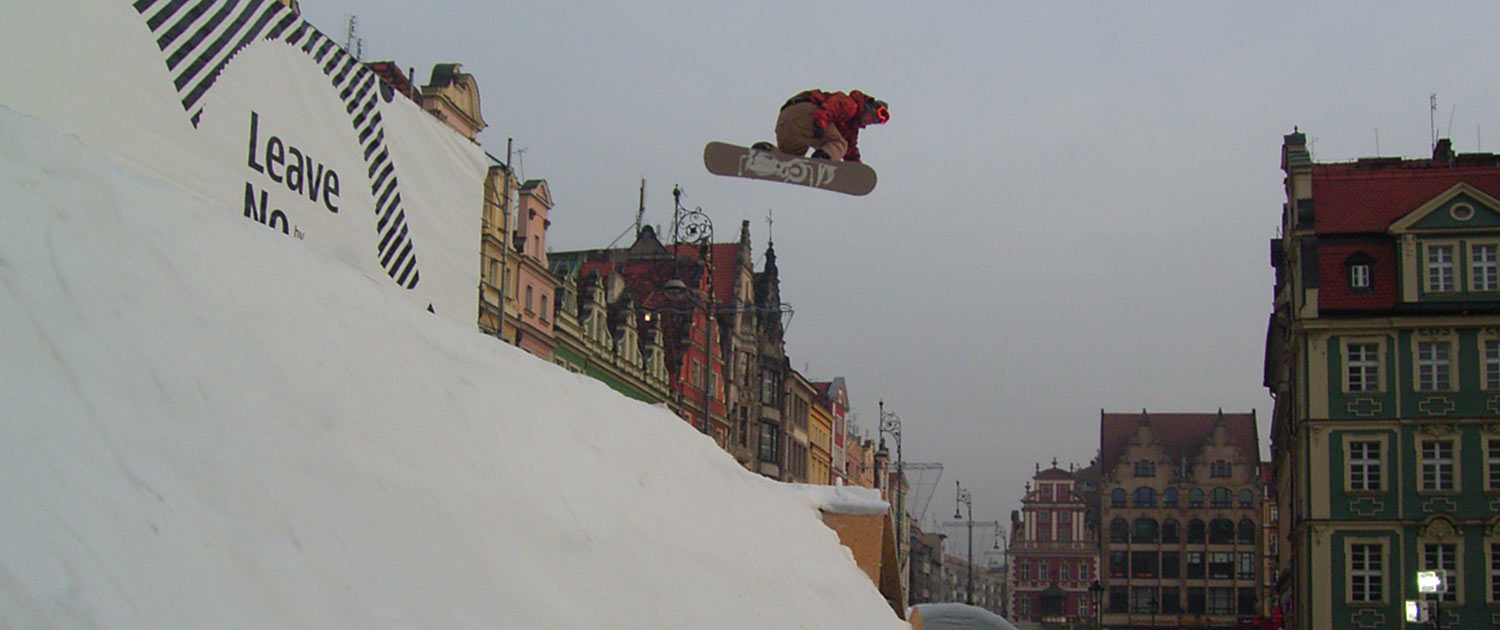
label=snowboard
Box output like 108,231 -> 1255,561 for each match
702,141 -> 877,196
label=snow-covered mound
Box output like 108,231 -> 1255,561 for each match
0,106 -> 907,629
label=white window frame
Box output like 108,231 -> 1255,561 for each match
1342,338 -> 1386,394
1472,241 -> 1500,292
1425,241 -> 1458,294
1415,338 -> 1456,392
1489,541 -> 1500,604
1418,437 -> 1459,493
1350,263 -> 1371,289
1422,541 -> 1462,604
1485,338 -> 1500,391
1486,437 -> 1500,492
1345,436 -> 1385,493
1346,539 -> 1386,604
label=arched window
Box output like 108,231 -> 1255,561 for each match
1133,518 -> 1159,543
1134,487 -> 1158,507
1162,518 -> 1181,543
1188,519 -> 1206,543
1188,488 -> 1205,508
1209,518 -> 1235,544
1238,489 -> 1255,508
1210,487 -> 1232,508
1237,518 -> 1256,544
1111,488 -> 1127,508
1163,487 -> 1180,508
1110,518 -> 1130,543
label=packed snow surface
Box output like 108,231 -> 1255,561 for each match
0,106 -> 908,629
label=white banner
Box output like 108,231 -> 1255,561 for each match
0,0 -> 485,319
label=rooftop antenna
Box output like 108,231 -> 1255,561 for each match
1430,94 -> 1438,150
1375,128 -> 1380,156
344,14 -> 363,60
636,178 -> 646,236
514,147 -> 528,182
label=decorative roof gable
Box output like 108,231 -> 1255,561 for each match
1388,183 -> 1500,233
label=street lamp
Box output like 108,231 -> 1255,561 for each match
955,482 -> 975,605
879,401 -> 902,561
1089,580 -> 1104,630
669,186 -> 714,437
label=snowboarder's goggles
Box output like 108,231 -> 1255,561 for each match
869,100 -> 890,124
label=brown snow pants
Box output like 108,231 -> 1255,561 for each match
775,101 -> 848,161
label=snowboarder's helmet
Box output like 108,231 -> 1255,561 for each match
866,99 -> 890,124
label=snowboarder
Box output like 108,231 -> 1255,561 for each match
766,89 -> 888,163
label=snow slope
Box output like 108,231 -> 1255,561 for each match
0,105 -> 908,629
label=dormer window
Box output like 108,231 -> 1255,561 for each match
1345,251 -> 1375,293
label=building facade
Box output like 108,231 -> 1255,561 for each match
1009,462 -> 1098,627
1267,132 -> 1500,629
1098,411 -> 1264,629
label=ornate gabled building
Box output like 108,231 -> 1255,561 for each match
1009,461 -> 1098,627
1267,132 -> 1500,629
1097,411 -> 1264,629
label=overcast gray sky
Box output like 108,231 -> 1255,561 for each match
298,1 -> 1500,545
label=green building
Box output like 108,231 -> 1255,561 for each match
1267,132 -> 1500,629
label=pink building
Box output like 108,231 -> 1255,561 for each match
1008,462 -> 1098,626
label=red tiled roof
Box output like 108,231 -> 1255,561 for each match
1313,164 -> 1500,234
1033,467 -> 1074,481
1315,242 -> 1399,311
1098,411 -> 1259,479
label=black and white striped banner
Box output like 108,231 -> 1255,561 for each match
131,0 -> 422,289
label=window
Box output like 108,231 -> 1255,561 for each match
1109,551 -> 1127,578
1210,487 -> 1232,508
1208,588 -> 1234,615
1211,461 -> 1232,478
1163,487 -> 1179,507
1238,489 -> 1255,508
1131,587 -> 1158,614
1419,438 -> 1457,492
1488,438 -> 1500,491
1108,587 -> 1128,614
1187,587 -> 1205,614
1416,340 -> 1454,391
1208,552 -> 1233,579
1489,542 -> 1500,603
1162,519 -> 1181,544
1426,243 -> 1457,293
1474,243 -> 1499,291
1018,560 -> 1029,581
1486,341 -> 1500,390
1018,596 -> 1031,617
1209,519 -> 1235,544
524,284 -> 534,314
1238,587 -> 1258,615
1110,518 -> 1129,543
1348,542 -> 1384,603
1060,561 -> 1070,581
1237,519 -> 1256,545
1188,488 -> 1205,508
1134,460 -> 1156,477
1349,262 -> 1371,290
1422,542 -> 1459,603
1078,561 -> 1089,581
1133,518 -> 1159,543
1110,488 -> 1127,507
1038,561 -> 1049,581
1161,552 -> 1180,579
757,422 -> 779,463
1161,587 -> 1182,613
1345,341 -> 1382,393
1187,552 -> 1205,579
1134,486 -> 1157,507
1188,519 -> 1206,544
1237,552 -> 1256,580
1132,552 -> 1158,579
1348,439 -> 1384,492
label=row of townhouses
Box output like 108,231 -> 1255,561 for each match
1000,411 -> 1276,630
